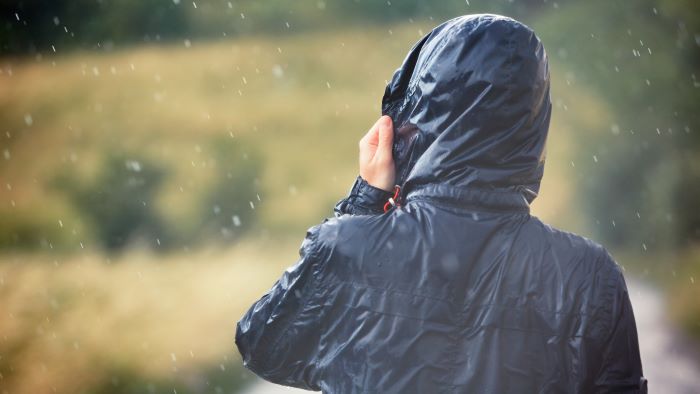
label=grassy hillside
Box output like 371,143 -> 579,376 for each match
0,21 -> 593,248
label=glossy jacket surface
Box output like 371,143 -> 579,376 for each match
236,14 -> 646,393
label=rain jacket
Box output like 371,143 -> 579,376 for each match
236,14 -> 646,393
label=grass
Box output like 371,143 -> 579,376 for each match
0,236 -> 303,393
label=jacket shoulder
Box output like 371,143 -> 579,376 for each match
527,218 -> 627,309
529,218 -> 621,273
311,214 -> 383,257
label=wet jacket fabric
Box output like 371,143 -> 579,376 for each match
236,14 -> 646,393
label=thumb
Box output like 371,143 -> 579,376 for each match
376,115 -> 394,158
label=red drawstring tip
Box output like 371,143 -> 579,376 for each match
383,185 -> 401,213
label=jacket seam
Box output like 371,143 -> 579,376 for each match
332,280 -> 602,320
404,195 -> 530,214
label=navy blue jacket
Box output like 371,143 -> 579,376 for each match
236,14 -> 646,393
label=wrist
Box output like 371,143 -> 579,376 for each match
334,175 -> 394,216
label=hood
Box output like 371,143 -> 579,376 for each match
382,14 -> 551,204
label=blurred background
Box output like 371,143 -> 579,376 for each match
0,0 -> 698,393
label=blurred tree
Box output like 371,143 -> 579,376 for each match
51,152 -> 171,252
536,0 -> 700,250
1,0 -> 187,54
196,136 -> 262,244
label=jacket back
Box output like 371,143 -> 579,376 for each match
236,14 -> 646,393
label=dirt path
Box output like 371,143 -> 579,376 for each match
628,279 -> 700,393
242,278 -> 700,393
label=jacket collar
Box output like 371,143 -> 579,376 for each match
402,182 -> 531,213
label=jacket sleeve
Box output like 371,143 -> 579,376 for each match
235,223 -> 329,390
333,175 -> 393,217
594,260 -> 648,393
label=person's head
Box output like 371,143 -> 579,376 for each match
384,14 -> 551,203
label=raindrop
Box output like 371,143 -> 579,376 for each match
125,160 -> 142,172
232,215 -> 241,227
440,254 -> 460,276
272,64 -> 284,78
184,39 -> 191,48
24,114 -> 33,126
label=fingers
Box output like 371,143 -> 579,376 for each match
358,115 -> 396,191
360,117 -> 383,149
375,115 -> 394,162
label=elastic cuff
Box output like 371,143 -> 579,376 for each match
334,176 -> 393,216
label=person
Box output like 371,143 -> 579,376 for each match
235,14 -> 647,393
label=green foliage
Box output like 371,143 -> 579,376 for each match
0,208 -> 67,250
50,152 -> 171,252
0,0 -> 530,55
43,138 -> 263,253
193,136 -> 263,244
533,0 -> 700,250
1,0 -> 188,54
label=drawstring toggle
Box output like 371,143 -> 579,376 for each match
383,185 -> 402,213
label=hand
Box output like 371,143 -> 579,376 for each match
359,115 -> 395,192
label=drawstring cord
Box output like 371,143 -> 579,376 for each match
383,185 -> 402,213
